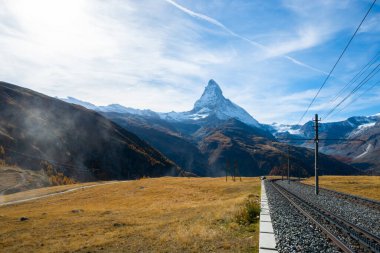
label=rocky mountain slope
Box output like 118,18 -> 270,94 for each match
105,112 -> 208,176
0,82 -> 182,183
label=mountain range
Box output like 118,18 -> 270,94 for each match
0,78 -> 372,192
62,79 -> 260,128
63,79 -> 362,176
267,114 -> 380,173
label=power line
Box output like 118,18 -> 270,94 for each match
277,138 -> 365,143
297,0 -> 377,125
336,80 -> 380,114
324,63 -> 380,119
330,51 -> 380,103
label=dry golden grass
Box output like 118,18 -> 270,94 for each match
0,177 -> 260,253
302,176 -> 380,201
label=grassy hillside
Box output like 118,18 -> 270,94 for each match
0,177 -> 260,252
302,176 -> 380,201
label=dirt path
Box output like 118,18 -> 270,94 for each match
0,168 -> 27,195
0,166 -> 50,195
0,180 -> 128,207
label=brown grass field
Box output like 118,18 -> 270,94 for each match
0,177 -> 260,253
302,176 -> 380,201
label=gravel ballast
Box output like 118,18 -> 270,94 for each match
277,180 -> 380,238
265,181 -> 341,253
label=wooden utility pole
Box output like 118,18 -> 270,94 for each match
287,146 -> 290,184
314,114 -> 320,195
226,160 -> 230,182
298,166 -> 300,181
233,160 -> 236,182
281,164 -> 284,181
234,160 -> 241,182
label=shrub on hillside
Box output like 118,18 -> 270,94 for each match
0,145 -> 5,164
40,161 -> 75,185
50,173 -> 75,185
235,199 -> 260,225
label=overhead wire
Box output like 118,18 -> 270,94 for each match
336,80 -> 380,114
324,62 -> 380,119
297,0 -> 377,125
330,51 -> 380,103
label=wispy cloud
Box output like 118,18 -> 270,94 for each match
359,13 -> 380,33
0,0 -> 230,111
0,0 -> 379,124
165,0 -> 328,75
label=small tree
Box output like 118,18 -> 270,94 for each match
0,145 -> 5,159
41,161 -> 55,176
0,146 -> 5,165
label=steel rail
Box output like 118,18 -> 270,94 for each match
272,181 -> 380,253
269,181 -> 355,253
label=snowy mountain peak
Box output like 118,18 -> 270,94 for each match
193,79 -> 224,110
206,79 -> 222,94
174,79 -> 260,128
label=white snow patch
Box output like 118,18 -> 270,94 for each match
355,144 -> 373,159
358,122 -> 376,130
350,122 -> 376,137
188,113 -> 209,120
271,123 -> 302,135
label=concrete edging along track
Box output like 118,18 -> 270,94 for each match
259,180 -> 278,253
0,180 -> 128,207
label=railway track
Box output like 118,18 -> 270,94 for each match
299,181 -> 380,211
269,180 -> 380,253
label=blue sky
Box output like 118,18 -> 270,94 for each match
0,0 -> 379,124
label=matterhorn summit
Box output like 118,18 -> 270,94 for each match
161,79 -> 261,128
193,79 -> 225,110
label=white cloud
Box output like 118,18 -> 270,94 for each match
0,0 -> 235,111
0,0 -> 378,124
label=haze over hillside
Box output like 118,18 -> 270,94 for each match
0,81 -> 183,188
